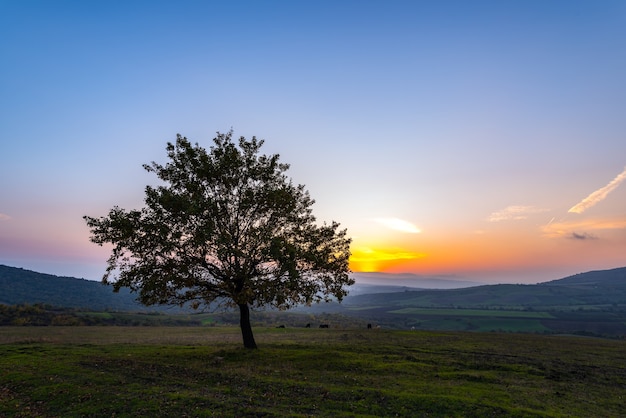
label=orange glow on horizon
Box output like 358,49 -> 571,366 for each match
349,245 -> 426,272
348,228 -> 574,276
348,209 -> 626,281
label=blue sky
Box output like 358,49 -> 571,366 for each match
1,0 -> 626,283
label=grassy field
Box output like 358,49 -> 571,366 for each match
1,326 -> 625,417
388,308 -> 554,318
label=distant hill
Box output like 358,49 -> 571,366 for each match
0,265 -> 480,311
4,263 -> 626,312
3,263 -> 626,337
541,266 -> 626,287
0,265 -> 148,311
344,266 -> 626,309
328,266 -> 626,337
351,272 -> 482,289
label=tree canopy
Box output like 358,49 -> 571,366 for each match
84,131 -> 353,348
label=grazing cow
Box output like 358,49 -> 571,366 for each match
305,323 -> 311,328
367,323 -> 372,329
276,325 -> 285,328
319,324 -> 329,328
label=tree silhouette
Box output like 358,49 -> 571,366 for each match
84,131 -> 352,348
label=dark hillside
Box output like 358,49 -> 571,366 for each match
344,267 -> 626,309
0,265 -> 144,311
540,266 -> 626,286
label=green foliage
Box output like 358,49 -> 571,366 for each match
0,304 -> 213,327
0,304 -> 55,326
84,132 -> 352,348
1,328 -> 625,416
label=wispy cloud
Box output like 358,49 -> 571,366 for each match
373,218 -> 421,233
0,213 -> 11,221
487,205 -> 548,222
542,218 -> 626,238
568,166 -> 626,214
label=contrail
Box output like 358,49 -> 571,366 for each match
568,166 -> 626,214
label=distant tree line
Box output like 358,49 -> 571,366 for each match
0,303 -> 366,328
0,304 -> 200,326
0,304 -> 85,326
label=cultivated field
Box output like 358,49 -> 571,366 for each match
1,326 -> 625,417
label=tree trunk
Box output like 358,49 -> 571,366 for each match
238,303 -> 257,349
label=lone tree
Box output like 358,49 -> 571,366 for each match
84,131 -> 352,348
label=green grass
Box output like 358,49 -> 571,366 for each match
1,327 -> 625,417
466,318 -> 550,333
389,308 -> 554,318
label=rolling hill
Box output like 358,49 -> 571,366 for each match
333,267 -> 626,337
3,264 -> 626,311
344,266 -> 626,309
0,265 -> 145,311
3,264 -> 626,337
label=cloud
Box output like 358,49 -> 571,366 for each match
568,166 -> 626,214
373,218 -> 421,233
542,218 -> 626,238
0,213 -> 11,221
487,205 -> 549,222
569,232 -> 597,240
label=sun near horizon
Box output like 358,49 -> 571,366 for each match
349,245 -> 425,273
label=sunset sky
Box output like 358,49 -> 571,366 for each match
1,1 -> 626,284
